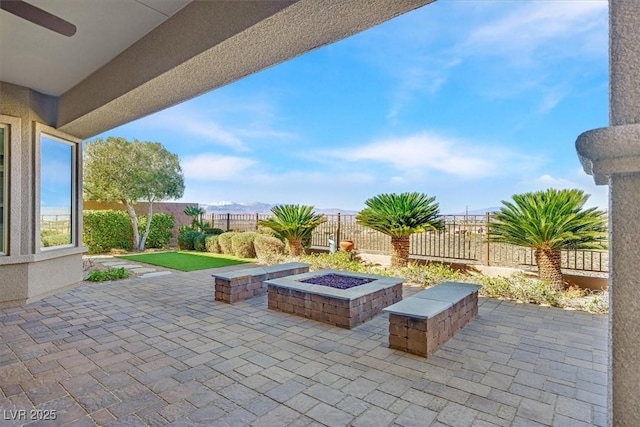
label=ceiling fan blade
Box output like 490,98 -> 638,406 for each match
1,0 -> 76,37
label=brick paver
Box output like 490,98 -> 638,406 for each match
0,267 -> 607,426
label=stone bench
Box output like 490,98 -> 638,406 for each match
212,262 -> 310,304
383,282 -> 481,357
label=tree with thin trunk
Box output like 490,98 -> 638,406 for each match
84,137 -> 185,251
258,205 -> 326,256
356,192 -> 443,267
488,188 -> 607,289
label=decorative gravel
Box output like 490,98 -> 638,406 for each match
301,273 -> 374,289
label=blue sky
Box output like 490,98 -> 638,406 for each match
95,0 -> 609,213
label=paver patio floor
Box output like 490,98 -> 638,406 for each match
0,268 -> 607,426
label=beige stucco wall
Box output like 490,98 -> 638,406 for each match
0,83 -> 86,307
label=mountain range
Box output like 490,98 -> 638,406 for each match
200,201 -> 498,216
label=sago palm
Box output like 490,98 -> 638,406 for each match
258,205 -> 327,256
356,192 -> 443,267
488,188 -> 607,288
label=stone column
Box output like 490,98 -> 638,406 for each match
575,1 -> 640,424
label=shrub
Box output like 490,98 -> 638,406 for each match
41,232 -> 71,247
218,232 -> 239,255
178,229 -> 203,250
194,233 -> 207,252
87,267 -> 130,282
477,274 -> 562,307
299,251 -> 368,273
254,234 -> 285,261
205,235 -> 221,253
386,262 -> 464,287
208,228 -> 225,236
83,210 -> 133,253
231,232 -> 259,258
139,213 -> 174,249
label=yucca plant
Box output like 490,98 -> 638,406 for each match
258,205 -> 327,256
356,192 -> 443,267
488,188 -> 607,289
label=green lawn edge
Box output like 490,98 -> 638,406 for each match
116,251 -> 253,272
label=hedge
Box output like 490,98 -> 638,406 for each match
83,210 -> 133,253
83,210 -> 175,253
231,232 -> 259,258
218,232 -> 240,255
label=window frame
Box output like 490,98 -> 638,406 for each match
0,124 -> 7,255
34,123 -> 81,252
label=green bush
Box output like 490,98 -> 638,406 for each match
83,210 -> 133,253
208,228 -> 225,236
87,267 -> 130,282
139,213 -> 174,249
231,232 -> 259,258
218,232 -> 239,255
178,229 -> 203,250
41,229 -> 71,247
205,235 -> 221,253
254,234 -> 285,261
194,233 -> 207,252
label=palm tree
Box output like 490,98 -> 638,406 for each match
258,205 -> 327,256
183,205 -> 206,229
488,188 -> 607,288
356,192 -> 443,267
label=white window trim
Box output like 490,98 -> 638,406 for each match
34,123 -> 81,252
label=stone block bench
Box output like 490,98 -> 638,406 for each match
212,262 -> 310,304
383,282 -> 481,357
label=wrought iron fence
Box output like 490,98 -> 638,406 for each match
205,212 -> 609,273
40,215 -> 71,235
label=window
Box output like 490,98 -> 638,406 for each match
40,134 -> 75,249
0,125 -> 5,254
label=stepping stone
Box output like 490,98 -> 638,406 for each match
129,267 -> 156,274
140,271 -> 172,278
101,261 -> 128,266
116,264 -> 145,269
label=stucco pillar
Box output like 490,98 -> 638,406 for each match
575,0 -> 640,424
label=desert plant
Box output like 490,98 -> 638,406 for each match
205,235 -> 222,253
87,267 -> 130,282
218,232 -> 240,255
231,232 -> 259,258
356,192 -> 443,267
488,188 -> 607,288
477,274 -> 562,307
254,234 -> 285,261
258,205 -> 327,256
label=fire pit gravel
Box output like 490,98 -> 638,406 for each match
301,273 -> 374,289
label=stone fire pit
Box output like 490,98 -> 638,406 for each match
265,269 -> 403,328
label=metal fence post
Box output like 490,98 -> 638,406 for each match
226,213 -> 230,231
336,212 -> 341,244
255,212 -> 259,231
485,211 -> 491,266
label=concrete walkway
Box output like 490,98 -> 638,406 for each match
0,268 -> 607,426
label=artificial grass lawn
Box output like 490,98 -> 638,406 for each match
117,251 -> 251,272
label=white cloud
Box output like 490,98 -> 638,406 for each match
462,1 -> 607,64
181,153 -> 256,181
525,169 -> 609,209
321,133 -> 534,179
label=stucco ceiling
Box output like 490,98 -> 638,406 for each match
1,0 -> 435,138
0,0 -> 191,96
